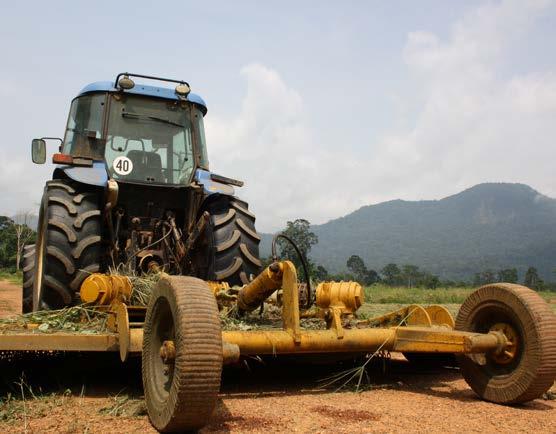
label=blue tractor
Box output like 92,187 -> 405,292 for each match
24,73 -> 261,311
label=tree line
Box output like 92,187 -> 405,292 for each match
272,218 -> 555,291
473,267 -> 549,291
1,214 -> 553,291
0,215 -> 36,271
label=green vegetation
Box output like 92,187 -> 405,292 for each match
260,183 -> 556,282
0,214 -> 36,285
0,306 -> 108,333
364,284 -> 555,305
359,285 -> 556,317
364,284 -> 474,304
0,270 -> 22,285
346,254 -> 379,285
0,388 -> 73,425
268,212 -> 556,295
0,215 -> 36,278
271,218 -> 319,281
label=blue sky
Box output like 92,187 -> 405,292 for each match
1,1 -> 555,231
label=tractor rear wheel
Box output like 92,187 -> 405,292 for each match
142,275 -> 223,432
33,180 -> 103,310
456,283 -> 556,404
21,244 -> 35,313
207,197 -> 261,285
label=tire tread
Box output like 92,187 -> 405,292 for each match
37,180 -> 102,309
209,197 -> 261,285
456,283 -> 556,403
142,276 -> 222,431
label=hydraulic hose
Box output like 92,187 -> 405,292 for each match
271,233 -> 312,309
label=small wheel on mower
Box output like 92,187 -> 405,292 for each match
456,283 -> 556,404
142,275 -> 223,432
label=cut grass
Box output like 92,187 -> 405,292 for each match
0,376 -> 72,425
0,306 -> 108,334
98,392 -> 146,417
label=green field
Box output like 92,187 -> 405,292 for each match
364,284 -> 473,304
360,284 -> 556,316
0,270 -> 22,285
0,273 -> 554,315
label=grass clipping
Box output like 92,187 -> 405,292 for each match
318,307 -> 420,392
0,306 -> 108,334
0,269 -> 162,335
128,273 -> 161,306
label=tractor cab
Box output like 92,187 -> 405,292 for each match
32,73 -> 210,187
25,73 -> 261,314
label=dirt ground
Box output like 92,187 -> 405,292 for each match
0,280 -> 22,319
0,280 -> 554,433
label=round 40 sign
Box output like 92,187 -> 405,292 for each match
113,156 -> 133,175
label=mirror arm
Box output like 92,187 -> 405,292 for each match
31,137 -> 63,165
41,137 -> 64,152
41,137 -> 63,145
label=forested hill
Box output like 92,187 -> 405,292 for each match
261,183 -> 556,281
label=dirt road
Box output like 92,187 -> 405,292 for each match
0,280 -> 554,433
0,279 -> 21,318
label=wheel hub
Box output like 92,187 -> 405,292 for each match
160,340 -> 176,364
489,322 -> 519,364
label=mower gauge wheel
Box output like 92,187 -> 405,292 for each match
142,275 -> 223,432
456,283 -> 556,404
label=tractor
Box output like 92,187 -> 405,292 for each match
24,72 -> 261,312
12,73 -> 555,433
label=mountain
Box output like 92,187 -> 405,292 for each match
260,183 -> 556,281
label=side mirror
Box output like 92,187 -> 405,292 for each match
31,138 -> 46,164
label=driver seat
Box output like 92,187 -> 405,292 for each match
126,150 -> 164,183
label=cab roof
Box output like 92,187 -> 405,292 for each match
77,81 -> 208,115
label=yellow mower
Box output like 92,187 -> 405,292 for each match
1,261 -> 555,432
12,73 -> 556,432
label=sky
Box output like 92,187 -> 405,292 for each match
0,0 -> 555,232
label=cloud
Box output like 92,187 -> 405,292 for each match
1,1 -> 554,235
206,1 -> 556,232
205,63 -> 357,231
385,0 -> 556,199
0,157 -> 42,214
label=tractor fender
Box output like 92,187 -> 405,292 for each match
194,169 -> 235,197
53,162 -> 108,187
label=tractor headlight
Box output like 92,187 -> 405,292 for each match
118,75 -> 135,90
175,83 -> 190,96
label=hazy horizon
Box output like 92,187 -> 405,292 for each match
9,181 -> 554,233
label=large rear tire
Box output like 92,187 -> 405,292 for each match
142,275 -> 223,432
33,180 -> 103,310
207,196 -> 261,285
456,283 -> 556,404
21,244 -> 35,313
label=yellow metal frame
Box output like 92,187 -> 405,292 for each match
0,261 -> 509,363
221,261 -> 509,359
0,329 -> 142,353
80,274 -> 132,305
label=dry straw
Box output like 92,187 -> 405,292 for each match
0,306 -> 108,334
